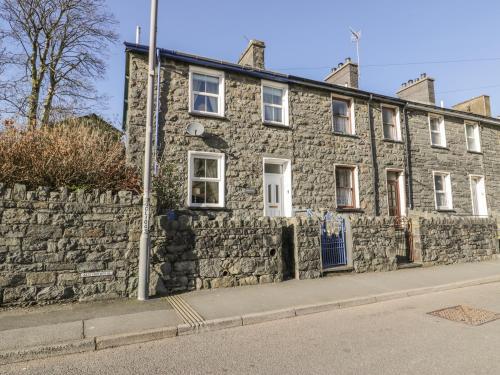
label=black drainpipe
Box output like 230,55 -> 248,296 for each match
403,103 -> 413,210
367,94 -> 380,216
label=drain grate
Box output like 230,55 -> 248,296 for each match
428,305 -> 500,326
167,295 -> 206,327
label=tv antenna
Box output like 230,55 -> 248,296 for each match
349,27 -> 361,82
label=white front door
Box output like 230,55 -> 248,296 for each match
471,176 -> 487,216
264,163 -> 284,217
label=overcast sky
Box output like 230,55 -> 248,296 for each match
99,0 -> 500,126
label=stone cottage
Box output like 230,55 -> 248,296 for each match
123,40 -> 500,222
1,40 -> 499,307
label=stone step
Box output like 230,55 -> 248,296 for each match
322,265 -> 354,277
397,262 -> 423,270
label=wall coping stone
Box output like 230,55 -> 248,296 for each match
0,184 -> 141,206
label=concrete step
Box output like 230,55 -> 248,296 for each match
323,265 -> 354,276
397,262 -> 423,270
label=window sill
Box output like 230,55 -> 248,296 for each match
262,121 -> 291,129
187,206 -> 229,211
336,208 -> 364,213
189,111 -> 226,120
435,209 -> 455,213
382,138 -> 404,144
467,150 -> 483,155
431,145 -> 449,151
332,132 -> 359,139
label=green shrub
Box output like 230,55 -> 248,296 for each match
152,159 -> 181,211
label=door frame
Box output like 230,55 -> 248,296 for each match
469,174 -> 488,216
262,157 -> 292,217
385,168 -> 407,217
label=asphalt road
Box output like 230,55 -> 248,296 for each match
2,282 -> 500,375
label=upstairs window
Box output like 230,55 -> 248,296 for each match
189,67 -> 224,117
429,115 -> 446,147
188,151 -> 225,208
433,172 -> 453,210
332,98 -> 354,134
465,122 -> 481,152
382,106 -> 401,141
336,166 -> 358,209
262,81 -> 288,126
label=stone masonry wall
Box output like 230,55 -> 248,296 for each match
0,184 -> 142,307
125,50 -> 500,221
150,215 -> 286,293
350,217 -> 400,272
408,109 -> 488,215
418,216 -> 498,265
292,217 -> 321,280
0,184 -> 289,307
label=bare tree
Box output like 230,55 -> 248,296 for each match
0,0 -> 117,127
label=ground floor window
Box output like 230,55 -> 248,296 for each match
433,172 -> 453,210
336,166 -> 357,208
188,151 -> 225,208
470,175 -> 487,216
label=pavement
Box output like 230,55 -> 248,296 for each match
1,260 -> 500,365
3,282 -> 500,374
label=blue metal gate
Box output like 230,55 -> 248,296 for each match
321,215 -> 347,269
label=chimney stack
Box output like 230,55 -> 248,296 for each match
324,57 -> 359,89
396,73 -> 435,104
238,40 -> 265,70
452,95 -> 491,117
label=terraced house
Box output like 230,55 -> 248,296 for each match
120,39 -> 499,284
123,40 -> 500,222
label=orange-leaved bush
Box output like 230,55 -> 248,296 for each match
0,122 -> 141,193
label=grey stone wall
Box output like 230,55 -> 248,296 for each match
0,184 -> 142,307
350,217 -> 399,272
292,217 -> 321,280
125,50 -> 500,221
150,215 -> 287,293
125,53 -> 409,218
418,216 -> 498,265
408,109 -> 487,216
0,184 -> 289,307
482,124 -> 500,220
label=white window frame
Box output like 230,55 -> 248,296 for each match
464,121 -> 481,152
381,104 -> 402,141
189,66 -> 225,117
432,171 -> 453,211
428,114 -> 446,147
261,80 -> 289,126
187,151 -> 225,208
332,95 -> 356,135
334,164 -> 360,209
469,174 -> 488,216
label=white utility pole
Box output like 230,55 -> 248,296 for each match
138,0 -> 158,301
349,28 -> 362,82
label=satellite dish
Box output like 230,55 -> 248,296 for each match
186,122 -> 205,137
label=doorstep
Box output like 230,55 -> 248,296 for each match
397,262 -> 423,270
322,265 -> 354,275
